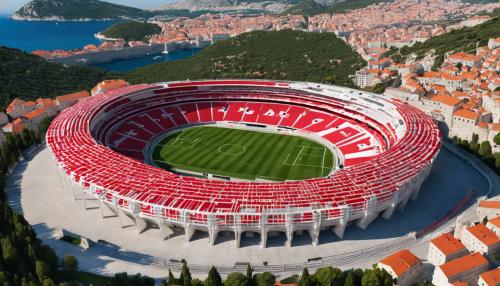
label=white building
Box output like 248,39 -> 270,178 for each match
486,217 -> 500,237
478,199 -> 500,222
378,249 -> 422,286
428,232 -> 468,266
461,224 -> 500,255
355,69 -> 376,88
432,252 -> 489,286
449,109 -> 480,141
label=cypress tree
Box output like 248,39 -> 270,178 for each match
344,271 -> 355,286
246,264 -> 253,286
205,266 -> 222,286
181,261 -> 192,286
299,268 -> 312,286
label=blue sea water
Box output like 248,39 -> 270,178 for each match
0,17 -> 116,52
0,16 -> 201,71
93,49 -> 202,72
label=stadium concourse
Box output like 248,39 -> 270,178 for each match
46,80 -> 441,248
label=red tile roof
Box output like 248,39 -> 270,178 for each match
488,217 -> 500,229
479,200 -> 500,209
24,108 -> 47,120
439,253 -> 488,279
453,109 -> 478,120
56,91 -> 90,103
480,268 -> 500,286
466,224 -> 500,247
430,233 -> 466,256
379,249 -> 421,276
431,94 -> 461,106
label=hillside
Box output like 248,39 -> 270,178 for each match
12,0 -> 154,21
0,47 -> 111,110
155,0 -> 291,13
125,30 -> 365,86
100,21 -> 162,42
282,0 -> 387,16
384,15 -> 500,69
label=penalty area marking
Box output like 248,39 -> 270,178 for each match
283,145 -> 330,171
217,144 -> 246,156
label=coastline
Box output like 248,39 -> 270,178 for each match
10,14 -> 115,22
94,32 -> 119,41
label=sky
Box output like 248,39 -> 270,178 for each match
0,0 -> 173,14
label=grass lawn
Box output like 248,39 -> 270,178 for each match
152,126 -> 334,181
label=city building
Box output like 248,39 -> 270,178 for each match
91,79 -> 129,96
486,217 -> 500,237
428,233 -> 468,266
55,91 -> 90,110
461,224 -> 500,255
432,252 -> 489,286
478,200 -> 500,221
378,249 -> 422,286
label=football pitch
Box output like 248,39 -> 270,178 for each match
151,126 -> 334,181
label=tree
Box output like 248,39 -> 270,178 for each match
181,261 -> 192,286
313,267 -> 345,286
205,266 -> 222,286
168,268 -> 177,286
344,271 -> 355,286
479,141 -> 492,157
246,264 -> 253,286
42,278 -> 56,286
254,272 -> 275,286
62,255 -> 78,275
494,133 -> 500,145
224,272 -> 248,286
299,268 -> 313,286
35,260 -> 50,283
361,270 -> 380,286
470,133 -> 480,152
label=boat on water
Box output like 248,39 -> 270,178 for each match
153,56 -> 162,60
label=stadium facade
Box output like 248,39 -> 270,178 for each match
47,80 -> 441,248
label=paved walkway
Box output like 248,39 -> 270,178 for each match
4,141 -> 498,279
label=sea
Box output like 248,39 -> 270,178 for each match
0,16 -> 200,72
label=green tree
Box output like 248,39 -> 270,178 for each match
254,272 -> 275,286
193,278 -> 204,286
314,267 -> 345,286
224,272 -> 248,286
479,141 -> 492,157
299,268 -> 313,286
344,271 -> 355,286
168,268 -> 177,286
205,266 -> 222,286
42,278 -> 55,286
35,260 -> 50,283
181,261 -> 192,286
470,133 -> 480,152
361,270 -> 380,286
246,264 -> 253,286
62,255 -> 78,275
494,133 -> 500,145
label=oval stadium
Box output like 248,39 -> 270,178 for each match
46,80 -> 442,248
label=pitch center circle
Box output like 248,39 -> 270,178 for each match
218,144 -> 246,156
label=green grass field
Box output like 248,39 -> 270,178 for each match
151,126 -> 334,181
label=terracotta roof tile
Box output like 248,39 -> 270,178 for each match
430,233 -> 466,256
431,94 -> 461,106
439,253 -> 488,278
479,200 -> 500,209
480,268 -> 500,286
466,224 -> 500,247
379,249 -> 420,276
56,91 -> 90,103
453,109 -> 478,120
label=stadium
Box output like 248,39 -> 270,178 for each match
46,80 -> 442,248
